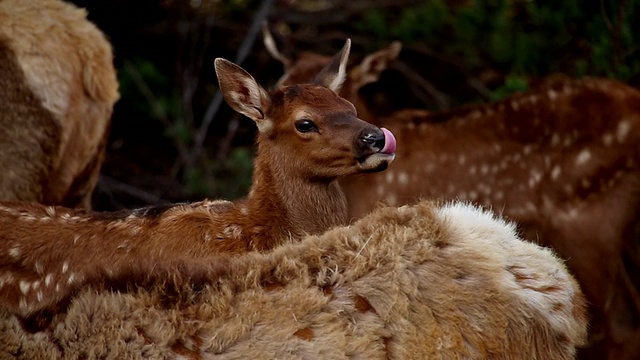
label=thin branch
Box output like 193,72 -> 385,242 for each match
194,0 -> 276,159
600,0 -> 615,34
407,44 -> 491,100
123,60 -> 170,124
392,61 -> 451,111
215,114 -> 242,162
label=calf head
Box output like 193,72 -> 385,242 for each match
215,39 -> 396,179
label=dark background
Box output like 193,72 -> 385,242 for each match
64,0 -> 639,211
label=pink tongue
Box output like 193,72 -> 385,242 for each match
380,128 -> 396,154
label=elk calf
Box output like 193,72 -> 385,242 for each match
0,39 -> 397,318
0,0 -> 119,209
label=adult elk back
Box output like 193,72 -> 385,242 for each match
0,0 -> 119,209
0,39 -> 397,321
268,36 -> 640,359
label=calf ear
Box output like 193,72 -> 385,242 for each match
313,39 -> 351,93
352,41 -> 402,90
214,58 -> 272,132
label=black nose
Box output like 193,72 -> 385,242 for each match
359,129 -> 385,153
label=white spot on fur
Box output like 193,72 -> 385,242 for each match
9,246 -> 20,258
550,133 -> 560,147
398,172 -> 409,185
469,166 -> 477,175
480,165 -> 489,175
73,235 -> 80,244
459,155 -> 466,165
602,133 -> 614,146
19,281 -> 31,295
45,274 -> 54,287
523,145 -> 533,155
62,262 -> 69,274
575,150 -> 591,165
551,166 -> 562,180
385,172 -> 394,184
547,89 -> 557,100
67,273 -> 76,285
45,206 -> 56,217
37,291 -> 43,302
35,261 -> 43,274
529,169 -> 542,188
617,120 -> 631,142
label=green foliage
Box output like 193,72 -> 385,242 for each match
357,0 -> 640,100
186,147 -> 254,199
488,74 -> 529,101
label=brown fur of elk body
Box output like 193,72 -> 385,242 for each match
0,40 -> 397,321
267,35 -> 640,359
0,201 -> 588,359
0,0 -> 119,209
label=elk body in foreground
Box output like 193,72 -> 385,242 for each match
0,40 -> 397,320
0,0 -> 119,209
0,201 -> 588,359
269,40 -> 640,359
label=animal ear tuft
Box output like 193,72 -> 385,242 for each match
313,39 -> 351,92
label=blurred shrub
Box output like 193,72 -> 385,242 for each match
357,0 -> 640,99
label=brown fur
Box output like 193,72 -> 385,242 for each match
272,41 -> 640,359
0,0 -> 119,209
0,201 -> 588,359
0,46 -> 395,318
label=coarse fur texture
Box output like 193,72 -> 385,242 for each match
0,201 -> 588,359
0,0 -> 119,209
269,39 -> 640,359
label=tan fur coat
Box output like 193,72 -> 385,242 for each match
0,201 -> 588,359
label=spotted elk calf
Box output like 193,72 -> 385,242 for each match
271,40 -> 640,359
0,39 -> 397,321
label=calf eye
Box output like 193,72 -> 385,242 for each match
295,119 -> 318,133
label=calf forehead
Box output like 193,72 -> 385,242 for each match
284,84 -> 356,115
